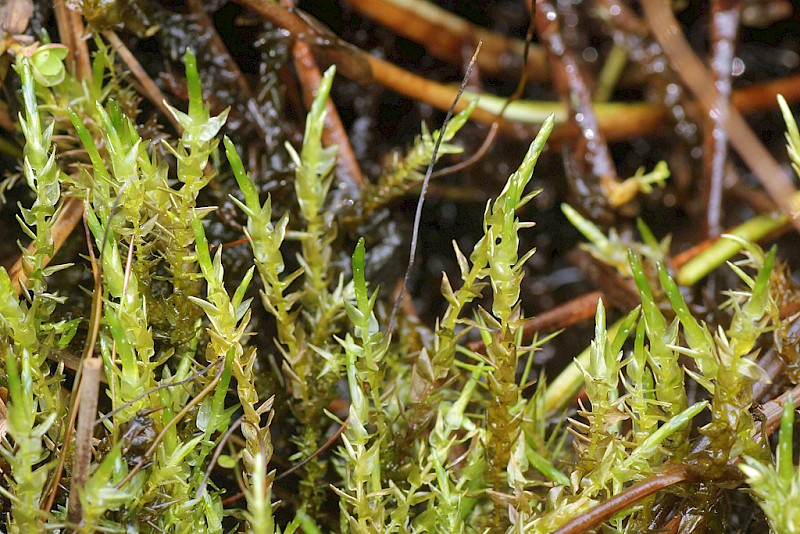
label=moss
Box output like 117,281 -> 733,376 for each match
3,16 -> 800,534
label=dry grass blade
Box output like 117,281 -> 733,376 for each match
66,356 -> 102,524
53,0 -> 90,80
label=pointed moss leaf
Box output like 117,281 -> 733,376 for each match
777,395 -> 795,483
224,136 -> 260,210
657,263 -> 715,364
562,203 -> 609,250
743,245 -> 776,319
611,306 -> 640,356
497,115 -> 553,215
526,447 -> 570,486
440,273 -> 458,307
184,48 -> 203,119
351,237 -> 369,314
628,251 -> 665,334
636,218 -> 659,250
68,108 -> 110,183
453,240 -> 470,278
232,266 -> 255,311
625,401 -> 708,468
778,94 -> 800,176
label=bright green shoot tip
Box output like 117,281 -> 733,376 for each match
184,49 -> 203,118
352,237 -> 368,314
777,395 -> 796,483
224,136 -> 258,209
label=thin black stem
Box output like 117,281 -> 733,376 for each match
388,42 -> 482,332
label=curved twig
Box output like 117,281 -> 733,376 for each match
347,0 -> 549,81
552,464 -> 697,534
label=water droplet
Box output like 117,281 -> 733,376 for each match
582,47 -> 598,63
732,57 -> 745,76
667,83 -> 680,96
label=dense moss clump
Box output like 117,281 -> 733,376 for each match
3,4 -> 800,533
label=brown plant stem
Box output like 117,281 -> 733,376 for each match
234,0 -> 531,137
204,0 -> 800,149
560,381 -> 800,533
754,382 -> 800,441
655,384 -> 800,531
346,0 -> 549,81
1,38 -> 799,149
53,0 -> 91,81
521,290 -> 604,336
552,463 -> 698,534
703,0 -> 742,237
731,73 -> 800,113
752,348 -> 784,402
535,0 -> 619,201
